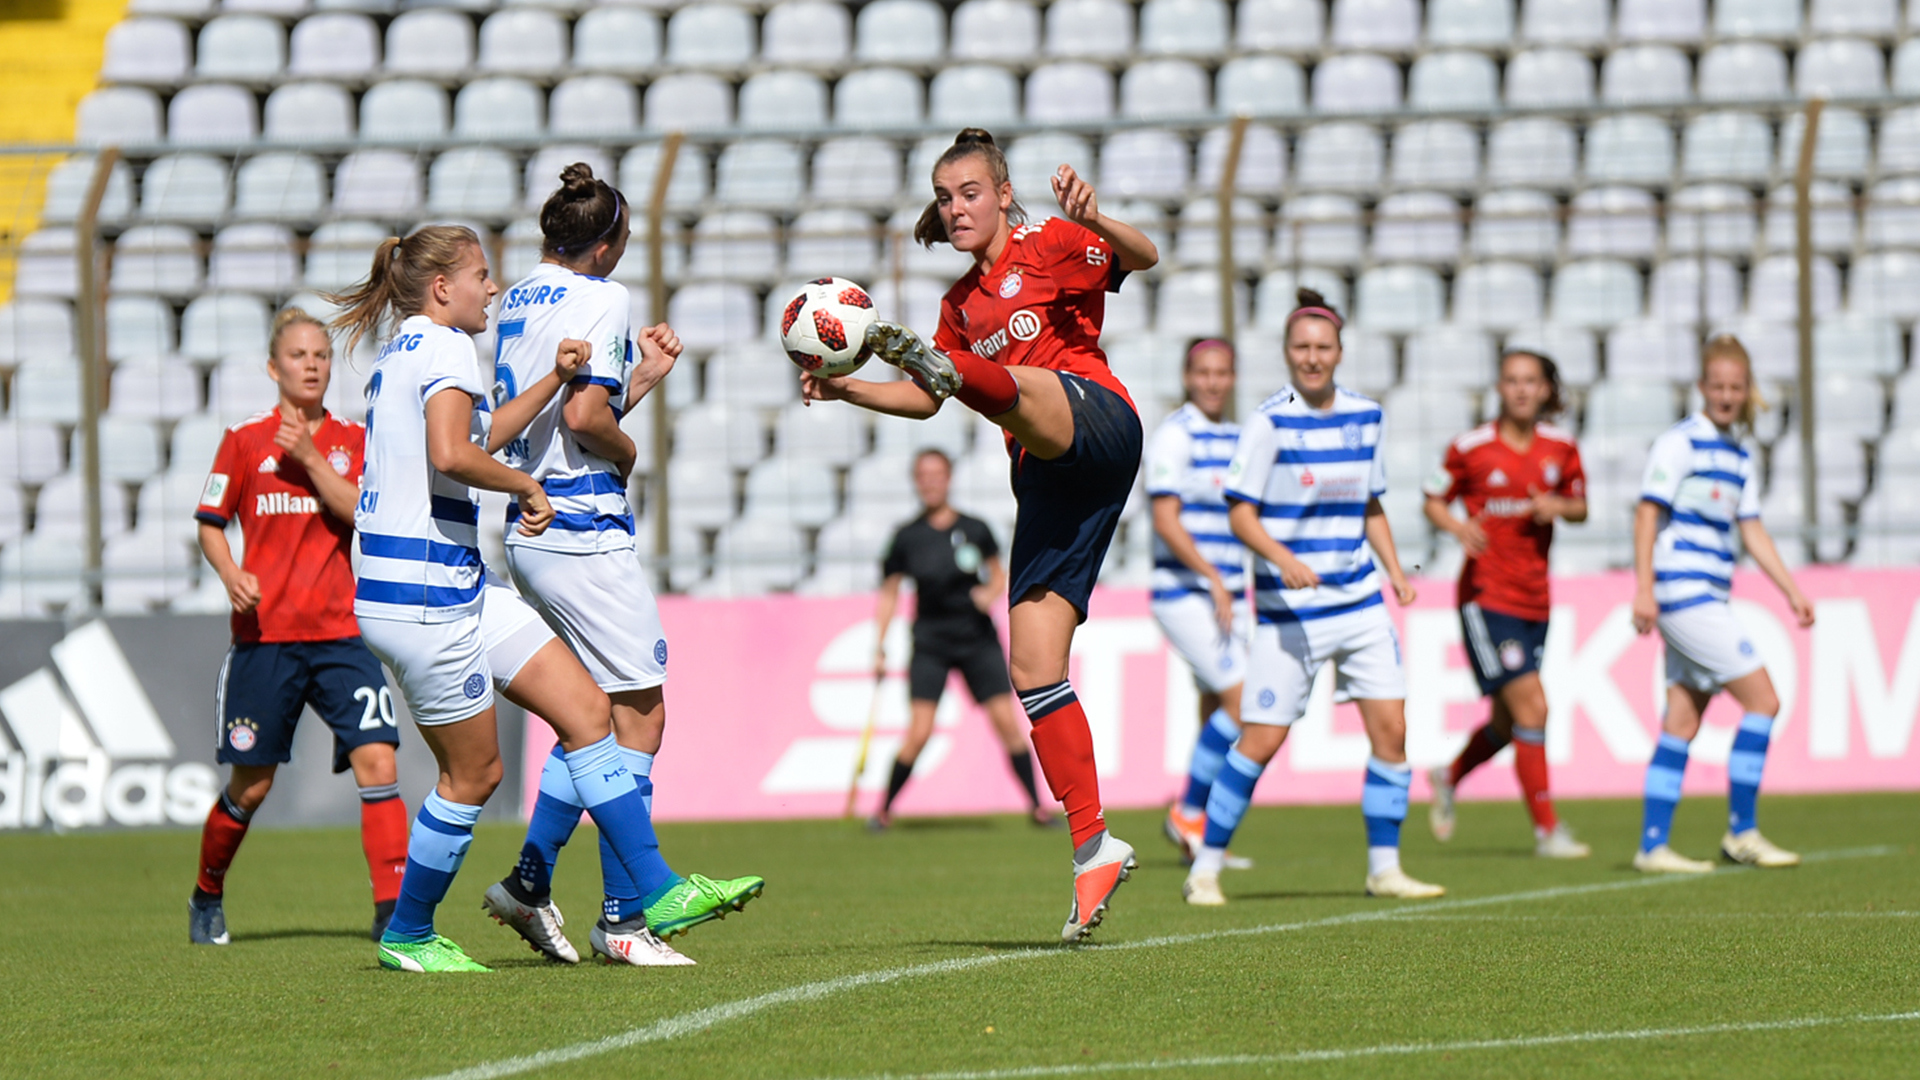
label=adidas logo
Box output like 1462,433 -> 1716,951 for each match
1489,468 -> 1509,487
258,456 -> 279,473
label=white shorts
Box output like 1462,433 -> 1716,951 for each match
480,574 -> 557,691
1659,600 -> 1764,693
505,543 -> 667,693
358,612 -> 494,727
1241,605 -> 1406,727
1151,592 -> 1250,694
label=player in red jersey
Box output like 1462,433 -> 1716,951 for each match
187,308 -> 410,945
803,128 -> 1157,942
1422,350 -> 1592,858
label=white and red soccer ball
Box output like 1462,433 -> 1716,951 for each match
780,277 -> 876,378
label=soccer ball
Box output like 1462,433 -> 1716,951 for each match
779,278 -> 876,378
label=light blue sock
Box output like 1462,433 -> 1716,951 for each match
1727,714 -> 1772,834
1202,748 -> 1264,850
1181,709 -> 1240,815
565,735 -> 681,913
1641,733 -> 1691,853
514,744 -> 582,900
384,791 -> 483,943
1361,756 -> 1411,850
599,747 -> 667,923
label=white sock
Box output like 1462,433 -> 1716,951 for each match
1367,846 -> 1401,876
1192,845 -> 1226,876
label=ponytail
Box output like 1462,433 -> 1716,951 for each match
914,128 -> 1026,249
324,225 -> 481,355
540,161 -> 626,261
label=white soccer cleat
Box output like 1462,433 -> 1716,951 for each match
482,881 -> 580,964
1632,844 -> 1716,874
1721,829 -> 1801,868
1427,766 -> 1456,842
1535,824 -> 1592,859
591,917 -> 697,966
1062,832 -> 1136,944
1182,869 -> 1226,907
1365,867 -> 1446,899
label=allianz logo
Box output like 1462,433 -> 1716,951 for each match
0,622 -> 219,830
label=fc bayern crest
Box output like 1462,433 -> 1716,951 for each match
228,724 -> 256,752
328,449 -> 352,476
999,272 -> 1023,299
1542,462 -> 1561,487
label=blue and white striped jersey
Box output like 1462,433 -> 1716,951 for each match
1223,385 -> 1387,625
494,263 -> 635,553
354,315 -> 490,623
1640,412 -> 1761,614
1143,403 -> 1245,600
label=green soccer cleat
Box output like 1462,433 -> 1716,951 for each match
377,934 -> 492,973
644,873 -> 765,939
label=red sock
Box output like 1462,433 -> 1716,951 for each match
947,349 -> 1020,416
1448,722 -> 1511,787
1512,732 -> 1558,832
359,794 -> 409,905
1019,682 -> 1105,849
196,793 -> 251,896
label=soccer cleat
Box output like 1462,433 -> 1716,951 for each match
645,873 -> 765,939
1163,805 -> 1254,869
1721,829 -> 1801,868
482,881 -> 579,963
1182,869 -> 1226,907
371,899 -> 396,942
1427,766 -> 1456,842
591,916 -> 697,967
1633,844 -> 1716,874
1062,832 -> 1136,943
188,892 -> 229,946
865,321 -> 962,400
377,934 -> 491,973
1365,867 -> 1447,899
1535,824 -> 1592,860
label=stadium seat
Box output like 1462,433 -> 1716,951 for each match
809,137 -> 901,205
707,517 -> 808,595
865,276 -> 947,340
0,420 -> 64,486
786,209 -> 880,280
108,356 -> 198,420
1119,58 -> 1210,118
1294,122 -> 1383,190
1196,123 -> 1286,194
1452,261 -> 1542,331
1154,274 -> 1250,338
110,225 -> 203,299
1312,52 -> 1402,112
1518,0 -> 1606,44
428,147 -> 519,217
844,452 -> 920,522
1746,253 -> 1842,320
384,10 -> 472,78
1428,0 -> 1513,45
180,292 -> 270,361
196,15 -> 285,81
40,156 -> 133,225
620,142 -> 708,210
1779,107 -> 1872,179
833,68 -> 924,128
0,301 -> 74,365
1409,50 -> 1497,110
1237,0 -> 1326,51
705,344 -> 799,410
1865,176 -> 1920,247
454,78 -> 544,138
1097,129 -> 1188,199
1504,48 -> 1593,107
1600,45 -> 1693,104
1647,256 -> 1740,324
136,468 -> 215,540
206,355 -> 279,422
102,18 -> 192,86
1215,56 -> 1307,116
1402,326 -> 1496,387
1140,0 -> 1230,56
37,468 -> 133,537
668,280 -> 762,347
930,65 -> 1020,125
332,150 -> 422,217
952,0 -> 1039,60
1329,0 -> 1419,49
774,403 -> 867,468
1855,486 -> 1920,566
1616,0 -> 1705,43
360,80 -> 449,141
1796,37 -> 1885,98
1371,191 -> 1463,264
1466,188 -> 1556,260
549,76 -> 639,136
1583,114 -> 1675,184
523,141 -> 612,205
0,533 -> 90,614
1812,0 -> 1900,33
477,8 -> 566,78
1715,0 -> 1802,38
1353,264 -> 1444,332
1762,181 -> 1855,253
1047,0 -> 1132,58
1815,314 -> 1903,376
737,70 -> 829,130
167,83 -> 258,143
0,485 -> 19,546
304,220 -> 389,292
1769,431 -> 1869,501
872,402 -> 973,458
102,527 -> 196,614
1681,111 -> 1772,182
715,140 -> 805,206
288,13 -> 379,80
1172,197 -> 1269,268
1006,133 -> 1093,214
666,455 -> 740,530
1504,321 -> 1597,384
1486,118 -> 1575,187
1551,260 -> 1642,329
66,417 -> 162,484
664,2 -> 755,67
1027,63 -> 1115,122
1387,121 -> 1478,189
572,6 -> 659,75
1698,42 -> 1789,101
1566,186 -> 1658,259
13,230 -> 79,300
673,401 -> 766,473
1274,195 -> 1362,267
762,0 -> 851,65
263,82 -> 354,142
855,0 -> 945,63
141,154 -> 231,223
1666,185 -> 1757,257
1382,383 -> 1476,450
1849,251 -> 1920,321
11,358 -> 82,424
1584,378 -> 1678,440
1812,372 -> 1890,435
76,87 -> 163,146
1605,320 -> 1698,382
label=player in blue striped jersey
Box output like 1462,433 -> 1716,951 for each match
1145,340 -> 1253,866
1181,289 -> 1442,905
1629,335 -> 1813,875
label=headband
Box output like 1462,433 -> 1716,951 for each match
556,190 -> 626,255
1286,306 -> 1343,330
1186,338 -> 1234,363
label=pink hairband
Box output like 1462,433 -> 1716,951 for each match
1187,338 -> 1233,361
1287,306 -> 1343,330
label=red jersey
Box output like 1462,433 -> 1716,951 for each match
194,409 -> 364,644
1423,422 -> 1585,623
933,217 -> 1135,411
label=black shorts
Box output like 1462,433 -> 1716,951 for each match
909,637 -> 1012,704
1008,371 -> 1143,621
1459,603 -> 1548,697
217,638 -> 398,773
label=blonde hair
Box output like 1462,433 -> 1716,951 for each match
269,306 -> 329,358
1700,333 -> 1765,429
323,225 -> 482,354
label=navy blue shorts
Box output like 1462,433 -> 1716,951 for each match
217,638 -> 398,773
1459,603 -> 1548,697
1008,371 -> 1143,622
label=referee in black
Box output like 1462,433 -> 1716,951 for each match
871,449 -> 1053,829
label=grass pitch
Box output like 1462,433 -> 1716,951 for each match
3,793 -> 1916,1079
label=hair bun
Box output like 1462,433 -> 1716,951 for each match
558,162 -> 599,200
953,127 -> 997,148
1295,286 -> 1328,309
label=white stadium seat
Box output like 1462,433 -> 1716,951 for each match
1312,52 -> 1402,112
428,147 -> 519,217
835,67 -> 924,128
1390,121 -> 1479,188
1504,48 -> 1593,107
739,70 -> 830,130
1796,37 -> 1886,98
289,13 -> 379,81
811,137 -> 901,204
332,150 -> 422,217
668,281 -> 762,347
1197,123 -> 1287,194
1026,63 -> 1115,123
0,419 -> 64,486
13,230 -> 80,300
1681,111 -> 1773,182
930,65 -> 1021,125
0,301 -> 74,365
574,6 -> 659,75
1329,0 -> 1420,49
1172,197 -> 1269,269
1763,181 -> 1855,253
196,15 -> 285,82
774,402 -> 867,468
1667,185 -> 1756,257
361,80 -> 449,141
786,208 -> 880,280
1237,0 -> 1325,51
1119,59 -> 1210,118
477,8 -> 567,78
108,356 -> 198,421
167,83 -> 258,143
1429,0 -> 1514,45
1504,322 -> 1598,384
1276,194 -> 1364,266
1294,122 -> 1383,189
666,3 -> 755,67
1216,55 -> 1307,115
102,18 -> 192,86
855,0 -> 945,64
76,87 -> 163,146
715,140 -> 805,206
263,81 -> 354,142
207,223 -> 300,296
1006,133 -> 1093,214
1139,0 -> 1230,57
951,0 -> 1040,61
111,225 -> 203,299
763,0 -> 852,64
1402,326 -> 1496,387
1606,320 -> 1698,382
1353,264 -> 1444,332
1815,314 -> 1903,376
1047,0 -> 1133,58
1698,42 -> 1789,101
1486,118 -> 1575,187
1600,45 -> 1692,104
180,292 -> 270,361
1566,186 -> 1658,259
1371,191 -> 1463,264
1584,114 -> 1675,183
1616,0 -> 1705,43
1551,260 -> 1642,329
142,154 -> 231,223
1715,0 -> 1802,38
1452,262 -> 1542,331
1850,251 -> 1920,321
1746,253 -> 1842,320
385,10 -> 472,78
304,220 -> 389,292
40,156 -> 133,224
1409,50 -> 1497,110
1100,129 -> 1189,199
549,76 -> 640,137
454,78 -> 544,139
621,143 -> 708,210
1648,256 -> 1740,324
1779,107 -> 1872,179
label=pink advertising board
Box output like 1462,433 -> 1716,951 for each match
524,568 -> 1920,822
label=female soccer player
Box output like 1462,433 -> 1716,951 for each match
332,225 -> 757,973
188,308 -> 408,946
481,164 -> 762,967
1147,340 -> 1253,865
869,448 -> 1049,830
1422,350 -> 1591,859
1181,289 -> 1442,907
802,128 -> 1156,942
1629,335 -> 1813,874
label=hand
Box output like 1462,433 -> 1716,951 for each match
1454,516 -> 1488,556
1390,575 -> 1417,606
1526,488 -> 1562,525
553,337 -> 592,381
515,485 -> 555,537
641,322 -> 683,360
800,372 -> 856,405
630,325 -> 678,401
1631,588 -> 1659,635
970,583 -> 996,614
1787,591 -> 1815,629
273,413 -> 320,470
223,568 -> 262,614
1208,575 -> 1235,635
1051,164 -> 1100,226
1275,552 -> 1321,590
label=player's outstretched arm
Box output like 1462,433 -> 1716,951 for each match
426,388 -> 552,535
1739,518 -> 1815,629
1228,499 -> 1320,589
1630,501 -> 1662,635
1364,498 -> 1417,606
800,371 -> 942,420
1050,165 -> 1158,271
487,337 -> 592,454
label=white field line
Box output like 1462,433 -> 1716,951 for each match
417,845 -> 1898,1080
802,1011 -> 1920,1080
1392,911 -> 1920,923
